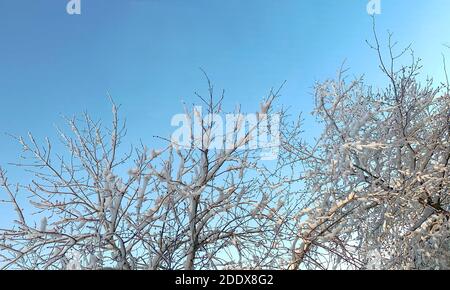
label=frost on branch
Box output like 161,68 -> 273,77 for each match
281,28 -> 450,269
0,34 -> 449,269
0,82 -> 294,270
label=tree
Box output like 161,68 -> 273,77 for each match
1,28 -> 449,270
283,24 -> 450,269
0,80 -> 298,270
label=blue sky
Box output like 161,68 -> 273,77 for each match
1,0 -> 450,224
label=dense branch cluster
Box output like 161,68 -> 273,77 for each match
1,32 -> 449,270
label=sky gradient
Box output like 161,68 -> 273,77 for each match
1,0 -> 450,225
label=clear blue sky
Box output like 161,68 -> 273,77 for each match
1,0 -> 450,225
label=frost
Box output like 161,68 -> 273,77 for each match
40,217 -> 47,232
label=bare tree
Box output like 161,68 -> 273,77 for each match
0,80 -> 297,270
1,25 -> 449,270
282,22 -> 450,270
